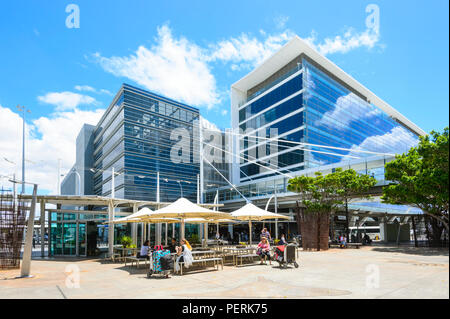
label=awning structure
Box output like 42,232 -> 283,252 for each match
230,203 -> 290,244
348,202 -> 424,217
151,198 -> 231,219
150,197 -> 232,239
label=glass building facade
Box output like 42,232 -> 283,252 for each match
234,56 -> 419,184
54,84 -> 201,256
215,39 -> 422,204
93,84 -> 200,202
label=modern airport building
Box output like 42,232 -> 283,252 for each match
55,36 -> 427,256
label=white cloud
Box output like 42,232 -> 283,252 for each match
221,109 -> 228,116
304,27 -> 381,56
75,85 -> 113,96
74,85 -> 96,92
0,104 -> 104,194
93,25 -> 220,109
91,23 -> 382,110
314,92 -> 382,130
274,15 -> 289,29
38,91 -> 98,111
342,126 -> 419,160
208,30 -> 295,68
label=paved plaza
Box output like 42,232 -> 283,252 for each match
0,245 -> 448,299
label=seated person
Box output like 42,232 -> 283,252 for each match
257,237 -> 271,265
175,238 -> 193,272
278,234 -> 287,245
137,240 -> 150,259
167,237 -> 178,253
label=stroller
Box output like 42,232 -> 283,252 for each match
147,247 -> 173,278
274,244 -> 299,269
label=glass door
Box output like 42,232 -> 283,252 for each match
62,223 -> 76,255
78,223 -> 87,257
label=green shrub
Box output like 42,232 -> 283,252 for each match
189,234 -> 200,245
120,235 -> 133,248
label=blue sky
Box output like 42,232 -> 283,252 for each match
0,0 -> 448,194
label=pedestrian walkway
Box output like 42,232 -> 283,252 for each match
1,246 -> 448,299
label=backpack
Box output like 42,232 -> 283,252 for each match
160,252 -> 174,270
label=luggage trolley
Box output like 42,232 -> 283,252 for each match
274,243 -> 299,269
147,249 -> 172,278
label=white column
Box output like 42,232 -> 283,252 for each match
111,167 -> 115,199
21,184 -> 38,277
180,219 -> 185,239
131,203 -> 138,245
148,223 -> 151,243
40,200 -> 45,257
165,223 -> 168,246
108,200 -> 114,257
204,222 -> 208,247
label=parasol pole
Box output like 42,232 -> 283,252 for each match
203,222 -> 208,247
181,218 -> 185,239
249,219 -> 252,246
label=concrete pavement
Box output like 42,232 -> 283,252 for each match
0,245 -> 448,299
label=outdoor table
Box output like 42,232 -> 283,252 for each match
114,247 -> 138,261
191,250 -> 216,259
222,247 -> 256,265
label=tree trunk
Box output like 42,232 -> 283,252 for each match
411,216 -> 418,248
345,198 -> 350,242
295,201 -> 302,237
317,214 -> 321,251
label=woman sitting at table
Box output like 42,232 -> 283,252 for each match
257,237 -> 271,265
137,240 -> 150,259
175,238 -> 193,272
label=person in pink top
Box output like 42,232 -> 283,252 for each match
257,237 -> 271,265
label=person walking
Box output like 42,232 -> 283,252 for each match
260,227 -> 271,241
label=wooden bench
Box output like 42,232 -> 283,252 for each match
124,256 -> 148,268
235,254 -> 259,267
177,257 -> 223,275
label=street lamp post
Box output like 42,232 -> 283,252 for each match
177,180 -> 183,197
17,105 -> 30,194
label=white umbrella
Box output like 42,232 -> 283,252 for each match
150,197 -> 231,239
230,202 -> 289,244
108,207 -> 155,223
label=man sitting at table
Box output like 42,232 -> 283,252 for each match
167,238 -> 177,253
137,240 -> 150,259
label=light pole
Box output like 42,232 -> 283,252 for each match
17,105 -> 31,194
57,159 -> 62,195
176,180 -> 183,198
69,168 -> 81,196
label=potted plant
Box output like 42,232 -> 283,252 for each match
119,235 -> 133,248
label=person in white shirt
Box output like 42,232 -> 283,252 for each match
138,240 -> 150,259
175,238 -> 193,272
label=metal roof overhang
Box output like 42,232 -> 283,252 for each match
18,195 -> 223,209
